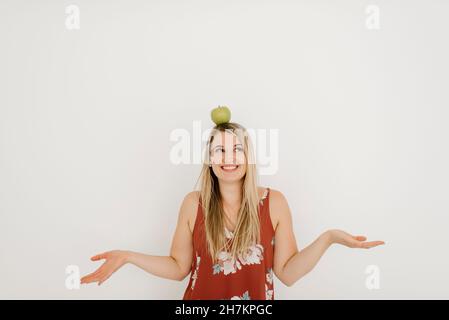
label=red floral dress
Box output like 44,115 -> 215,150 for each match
183,188 -> 275,300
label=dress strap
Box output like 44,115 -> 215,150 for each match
259,187 -> 270,205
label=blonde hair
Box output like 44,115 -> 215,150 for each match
194,122 -> 261,264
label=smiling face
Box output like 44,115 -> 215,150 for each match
209,130 -> 247,183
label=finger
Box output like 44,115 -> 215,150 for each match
361,241 -> 385,249
83,269 -> 102,281
98,274 -> 111,286
81,273 -> 100,284
80,273 -> 96,284
86,272 -> 106,285
91,253 -> 106,261
95,271 -> 106,281
98,273 -> 111,286
81,275 -> 97,284
347,238 -> 364,248
81,269 -> 103,284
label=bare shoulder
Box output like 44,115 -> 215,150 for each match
184,190 -> 200,204
181,191 -> 200,233
257,186 -> 268,199
269,188 -> 288,203
268,188 -> 290,232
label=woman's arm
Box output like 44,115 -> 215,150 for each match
80,191 -> 199,285
270,190 -> 385,287
124,252 -> 189,282
280,231 -> 331,287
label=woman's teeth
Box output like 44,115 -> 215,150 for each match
221,165 -> 239,171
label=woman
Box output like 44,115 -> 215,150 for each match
80,111 -> 385,300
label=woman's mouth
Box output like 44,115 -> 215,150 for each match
220,165 -> 239,172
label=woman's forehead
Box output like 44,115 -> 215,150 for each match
210,131 -> 242,147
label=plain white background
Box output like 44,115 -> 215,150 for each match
1,0 -> 448,299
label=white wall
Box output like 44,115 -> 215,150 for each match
1,0 -> 448,299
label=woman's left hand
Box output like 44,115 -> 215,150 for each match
327,229 -> 385,249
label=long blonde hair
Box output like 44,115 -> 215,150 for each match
194,122 -> 261,264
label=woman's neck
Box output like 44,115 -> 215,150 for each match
219,180 -> 243,209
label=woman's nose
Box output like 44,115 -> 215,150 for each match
222,151 -> 236,164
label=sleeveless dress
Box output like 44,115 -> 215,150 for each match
182,187 -> 275,300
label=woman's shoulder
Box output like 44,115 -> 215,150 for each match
184,190 -> 200,203
267,188 -> 286,202
257,186 -> 286,202
182,191 -> 201,234
261,187 -> 289,232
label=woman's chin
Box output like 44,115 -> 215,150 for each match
218,174 -> 245,182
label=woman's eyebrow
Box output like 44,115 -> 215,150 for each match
213,144 -> 243,149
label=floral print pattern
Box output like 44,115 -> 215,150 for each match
266,267 -> 273,285
265,283 -> 274,300
212,227 -> 265,276
190,252 -> 201,290
265,267 -> 274,300
231,290 -> 251,300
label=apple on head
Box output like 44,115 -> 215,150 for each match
211,106 -> 231,125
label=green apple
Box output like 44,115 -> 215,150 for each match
211,106 -> 231,125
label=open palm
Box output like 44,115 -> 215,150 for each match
330,229 -> 385,249
80,250 -> 128,286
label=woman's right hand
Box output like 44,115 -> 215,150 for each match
80,250 -> 129,286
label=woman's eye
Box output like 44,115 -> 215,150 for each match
214,147 -> 242,153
